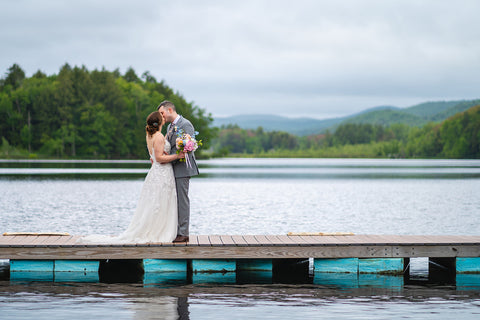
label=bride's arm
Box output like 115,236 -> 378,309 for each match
154,135 -> 185,164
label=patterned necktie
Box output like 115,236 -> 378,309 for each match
167,124 -> 175,140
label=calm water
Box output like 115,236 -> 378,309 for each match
0,158 -> 479,319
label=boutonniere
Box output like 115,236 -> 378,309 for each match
174,126 -> 178,132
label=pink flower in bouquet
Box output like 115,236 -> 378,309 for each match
184,140 -> 196,152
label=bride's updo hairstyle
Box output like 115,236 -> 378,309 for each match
146,111 -> 162,136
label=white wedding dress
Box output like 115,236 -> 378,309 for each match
82,141 -> 178,243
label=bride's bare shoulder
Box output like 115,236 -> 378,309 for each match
146,132 -> 164,147
146,131 -> 164,140
151,132 -> 165,145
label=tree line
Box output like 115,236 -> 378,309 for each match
0,64 -> 214,158
212,105 -> 480,159
2,63 -> 479,159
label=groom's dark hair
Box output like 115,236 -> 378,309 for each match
157,100 -> 176,112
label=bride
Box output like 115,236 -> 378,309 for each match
82,111 -> 184,243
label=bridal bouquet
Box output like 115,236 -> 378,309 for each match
175,129 -> 202,167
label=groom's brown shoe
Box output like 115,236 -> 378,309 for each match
173,235 -> 189,243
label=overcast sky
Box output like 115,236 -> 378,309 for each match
1,0 -> 479,119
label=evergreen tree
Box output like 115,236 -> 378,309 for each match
4,63 -> 25,89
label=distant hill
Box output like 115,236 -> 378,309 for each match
213,99 -> 480,136
429,100 -> 480,121
403,101 -> 461,118
212,114 -> 345,136
340,99 -> 480,128
213,105 -> 399,136
339,109 -> 426,127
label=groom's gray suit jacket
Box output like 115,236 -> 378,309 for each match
166,116 -> 199,178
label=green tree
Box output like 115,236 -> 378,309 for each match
4,64 -> 25,89
123,67 -> 140,83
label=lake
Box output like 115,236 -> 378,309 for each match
0,158 -> 479,319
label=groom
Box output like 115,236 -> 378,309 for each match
158,100 -> 199,243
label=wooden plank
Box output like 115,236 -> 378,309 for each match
231,235 -> 248,246
209,235 -> 224,246
424,235 -> 477,245
453,235 -> 480,244
356,235 -> 385,244
38,236 -> 63,246
2,243 -> 479,260
457,235 -> 480,243
288,232 -> 355,236
376,235 -> 413,244
287,235 -> 310,245
392,235 -> 432,245
188,235 -> 200,246
187,235 -> 198,247
425,235 -> 466,244
219,235 -> 236,246
8,236 -> 33,246
406,235 -> 433,243
362,235 -> 410,244
254,235 -> 273,245
343,235 -> 372,244
149,241 -> 165,247
276,235 -> 300,246
305,236 -> 339,245
331,236 -> 357,245
13,236 -> 38,246
146,241 -> 164,247
264,235 -> 286,246
171,240 -> 186,247
61,235 -> 83,246
430,235 -> 467,244
391,235 -> 447,245
299,235 -> 322,245
242,235 -> 260,246
358,235 -> 394,244
2,234 -> 479,247
197,235 -> 211,246
0,235 -> 21,245
361,234 -> 391,244
405,235 -> 433,245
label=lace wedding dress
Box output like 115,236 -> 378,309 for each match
82,141 -> 178,243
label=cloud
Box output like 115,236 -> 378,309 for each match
1,0 -> 479,118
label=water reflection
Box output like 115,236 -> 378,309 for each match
128,296 -> 189,320
1,281 -> 480,320
2,256 -> 480,319
1,158 -> 480,180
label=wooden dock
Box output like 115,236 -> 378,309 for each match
1,234 -> 479,260
2,234 -> 480,284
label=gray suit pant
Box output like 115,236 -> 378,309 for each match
175,177 -> 190,236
